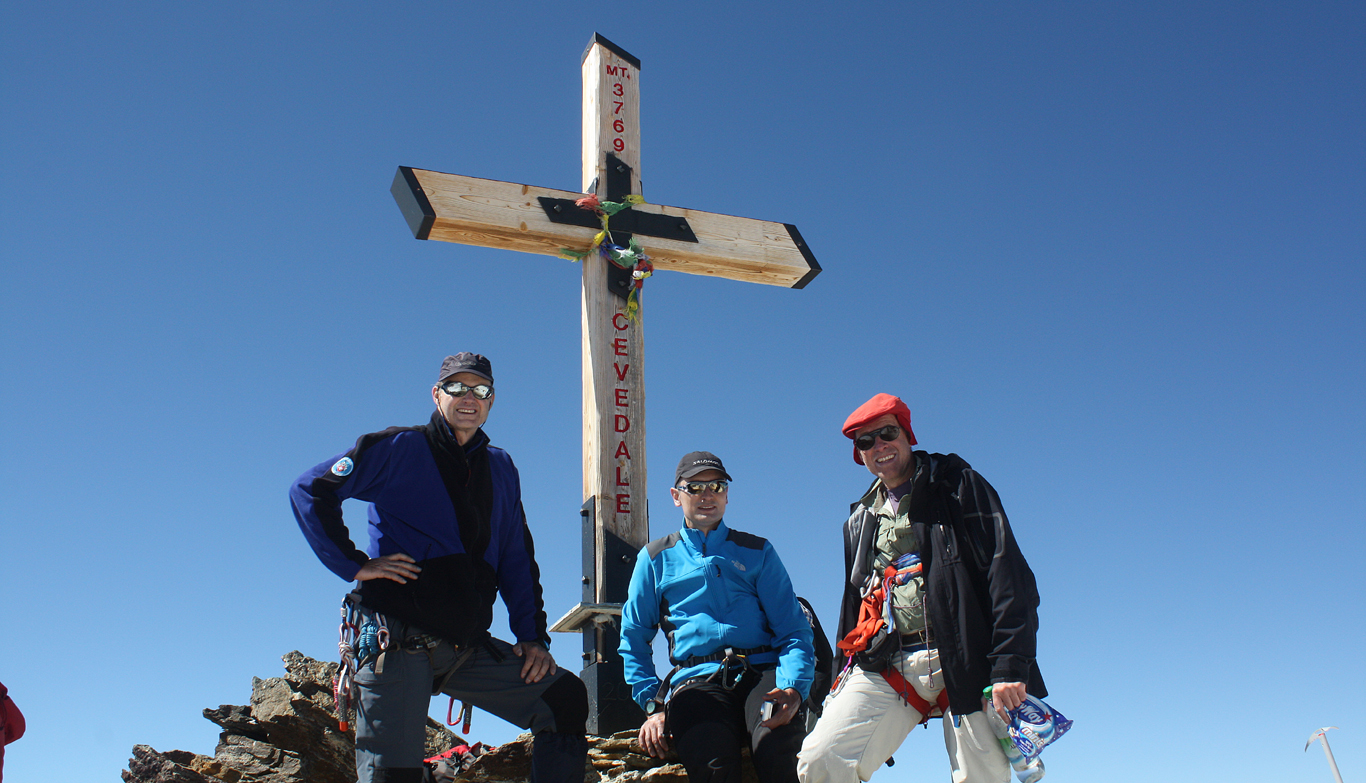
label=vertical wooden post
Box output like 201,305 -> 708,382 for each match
581,35 -> 647,591
578,34 -> 648,735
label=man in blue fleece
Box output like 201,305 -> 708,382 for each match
620,451 -> 815,783
290,353 -> 587,783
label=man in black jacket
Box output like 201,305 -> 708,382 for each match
798,394 -> 1046,783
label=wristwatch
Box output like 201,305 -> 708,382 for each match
644,698 -> 665,716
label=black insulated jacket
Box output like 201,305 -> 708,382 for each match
838,451 -> 1047,717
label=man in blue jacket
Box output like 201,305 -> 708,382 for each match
290,353 -> 587,783
620,451 -> 815,783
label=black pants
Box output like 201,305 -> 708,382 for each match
666,668 -> 805,783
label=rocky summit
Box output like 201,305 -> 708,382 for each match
120,651 -> 760,783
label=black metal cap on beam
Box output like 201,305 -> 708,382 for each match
784,224 -> 822,289
583,33 -> 641,69
391,167 -> 435,240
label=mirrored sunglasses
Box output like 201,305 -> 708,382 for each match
440,380 -> 494,400
677,480 -> 729,495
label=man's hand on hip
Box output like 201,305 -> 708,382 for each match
512,641 -> 557,683
355,553 -> 421,584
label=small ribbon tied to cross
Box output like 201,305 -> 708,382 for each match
558,193 -> 654,323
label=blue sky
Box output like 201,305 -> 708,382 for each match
2,2 -> 1362,781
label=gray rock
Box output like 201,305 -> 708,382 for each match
124,651 -> 757,783
213,734 -> 304,782
203,704 -> 266,742
121,745 -> 214,783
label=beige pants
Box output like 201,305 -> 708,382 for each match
797,650 -> 1010,783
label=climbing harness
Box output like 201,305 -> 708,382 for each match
880,662 -> 949,726
836,553 -> 923,664
434,638 -> 504,736
834,553 -> 946,725
652,645 -> 774,704
330,591 -> 504,738
332,594 -> 391,732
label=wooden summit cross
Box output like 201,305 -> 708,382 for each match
390,33 -> 820,734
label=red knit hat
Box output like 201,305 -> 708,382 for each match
842,393 -> 917,465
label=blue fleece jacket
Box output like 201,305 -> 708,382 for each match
619,519 -> 815,709
289,416 -> 547,646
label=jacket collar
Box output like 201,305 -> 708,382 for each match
680,518 -> 729,552
430,410 -> 489,455
857,452 -> 926,510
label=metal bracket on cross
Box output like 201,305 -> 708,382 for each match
537,154 -> 699,300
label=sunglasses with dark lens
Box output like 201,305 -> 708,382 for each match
677,480 -> 729,495
854,425 -> 901,451
440,381 -> 494,400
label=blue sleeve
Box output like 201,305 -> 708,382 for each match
489,457 -> 548,645
288,434 -> 397,582
619,547 -> 663,709
757,543 -> 816,698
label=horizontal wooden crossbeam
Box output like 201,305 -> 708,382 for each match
392,166 -> 821,289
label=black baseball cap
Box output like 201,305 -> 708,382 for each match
437,353 -> 494,384
675,451 -> 733,483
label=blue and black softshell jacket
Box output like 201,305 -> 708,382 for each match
619,519 -> 815,709
290,411 -> 548,648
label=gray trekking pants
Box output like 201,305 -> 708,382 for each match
353,621 -> 586,783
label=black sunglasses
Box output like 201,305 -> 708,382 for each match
854,425 -> 901,451
676,480 -> 729,495
439,380 -> 494,400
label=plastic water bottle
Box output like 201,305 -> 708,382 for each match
983,688 -> 1071,783
986,709 -> 1045,783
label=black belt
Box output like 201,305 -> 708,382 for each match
347,592 -> 498,659
655,645 -> 775,701
399,633 -> 445,650
900,630 -> 931,647
669,645 -> 773,669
